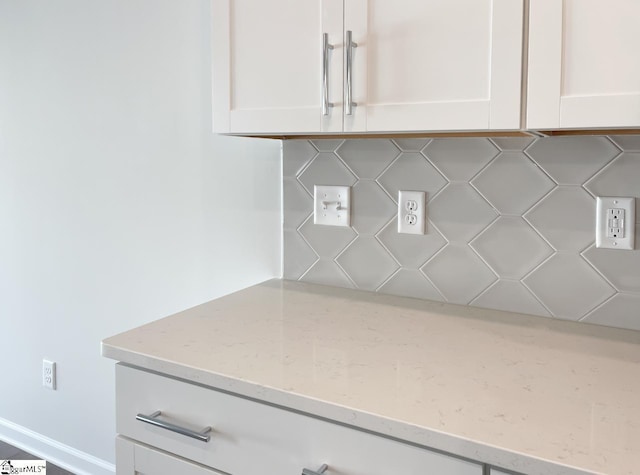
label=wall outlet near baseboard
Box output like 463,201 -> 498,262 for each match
43,360 -> 56,390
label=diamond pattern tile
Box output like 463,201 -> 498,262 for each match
337,237 -> 399,291
283,177 -> 312,230
282,138 -> 640,332
524,253 -> 616,320
378,152 -> 448,202
422,243 -> 497,304
471,280 -> 551,317
584,153 -> 640,223
298,152 -> 357,195
351,180 -> 396,235
283,140 -> 317,177
392,138 -> 430,152
283,230 -> 317,280
583,227 -> 640,292
582,293 -> 640,331
377,219 -> 446,268
310,139 -> 344,152
472,152 -> 555,215
609,135 -> 640,152
526,136 -> 619,185
424,138 -> 499,181
301,258 -> 355,288
525,186 -> 595,252
378,269 -> 443,301
336,139 -> 399,179
490,137 -> 535,152
429,183 -> 498,242
299,215 -> 356,258
470,217 -> 553,279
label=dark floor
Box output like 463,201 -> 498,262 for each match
0,439 -> 75,475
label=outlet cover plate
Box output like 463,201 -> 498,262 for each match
314,185 -> 351,227
596,196 -> 635,250
398,190 -> 426,234
43,360 -> 56,390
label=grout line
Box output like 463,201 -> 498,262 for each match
419,271 -> 447,301
294,150 -> 320,181
296,256 -> 320,282
520,273 -> 556,319
521,212 -> 558,253
374,267 -> 402,293
373,151 -> 404,203
582,148 -> 624,197
522,148 -> 559,185
578,292 -> 617,323
464,275 -> 499,307
521,181 -> 559,216
333,256 -> 359,289
579,245 -> 621,295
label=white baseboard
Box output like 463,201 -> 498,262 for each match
0,416 -> 115,475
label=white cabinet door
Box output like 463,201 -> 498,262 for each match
528,0 -> 640,129
213,0 -> 523,135
116,436 -> 225,475
345,0 -> 524,132
212,0 -> 343,134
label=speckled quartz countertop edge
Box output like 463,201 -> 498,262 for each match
101,344 -> 595,475
102,279 -> 640,475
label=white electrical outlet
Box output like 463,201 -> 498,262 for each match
314,185 -> 351,227
398,190 -> 426,234
596,196 -> 635,250
43,360 -> 56,390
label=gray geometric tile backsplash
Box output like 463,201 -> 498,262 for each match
283,136 -> 640,332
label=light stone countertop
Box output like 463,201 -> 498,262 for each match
102,279 -> 640,475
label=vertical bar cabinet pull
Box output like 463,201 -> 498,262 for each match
345,30 -> 357,115
322,33 -> 334,116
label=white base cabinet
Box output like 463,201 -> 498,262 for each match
116,437 -> 224,475
115,364 -> 483,475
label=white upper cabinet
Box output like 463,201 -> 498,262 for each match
212,0 -> 342,134
213,0 -> 524,135
345,0 -> 524,133
528,0 -> 640,129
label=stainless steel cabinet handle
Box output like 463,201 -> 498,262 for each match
136,411 -> 212,443
302,464 -> 328,475
345,30 -> 357,116
322,33 -> 334,116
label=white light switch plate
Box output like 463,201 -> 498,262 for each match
314,185 -> 351,227
596,196 -> 635,250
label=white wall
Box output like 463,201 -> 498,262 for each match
0,0 -> 281,471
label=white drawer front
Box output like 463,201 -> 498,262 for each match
116,436 -> 224,475
116,365 -> 482,475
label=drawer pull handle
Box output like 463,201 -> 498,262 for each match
302,464 -> 328,475
136,411 -> 212,442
